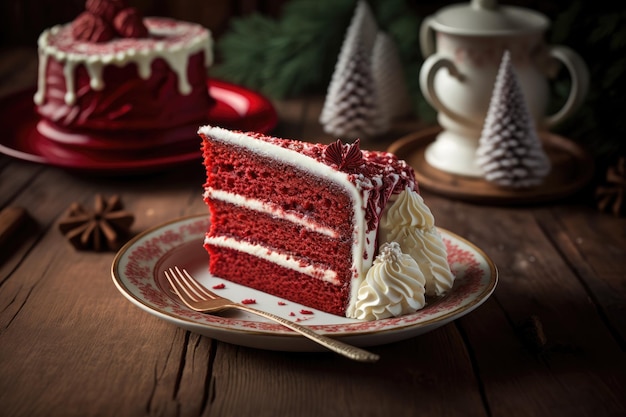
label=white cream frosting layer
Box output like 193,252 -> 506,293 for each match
352,242 -> 426,320
204,235 -> 339,285
204,187 -> 339,238
34,18 -> 213,106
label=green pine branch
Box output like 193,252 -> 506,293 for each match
212,0 -> 431,119
213,0 -> 355,98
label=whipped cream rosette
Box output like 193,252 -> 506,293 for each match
379,188 -> 455,297
353,242 -> 427,320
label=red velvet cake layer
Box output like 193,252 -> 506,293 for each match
206,246 -> 349,316
208,200 -> 354,280
204,140 -> 353,229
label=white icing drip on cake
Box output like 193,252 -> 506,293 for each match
34,17 -> 213,106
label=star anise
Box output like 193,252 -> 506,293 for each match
323,139 -> 364,172
58,194 -> 134,251
596,156 -> 626,217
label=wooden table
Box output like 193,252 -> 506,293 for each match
1,47 -> 625,417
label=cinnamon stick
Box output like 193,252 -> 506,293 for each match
0,206 -> 29,249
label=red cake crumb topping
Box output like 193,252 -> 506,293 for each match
72,12 -> 115,42
278,301 -> 287,306
212,283 -> 225,289
241,299 -> 256,305
300,310 -> 314,315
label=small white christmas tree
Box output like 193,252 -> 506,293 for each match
319,38 -> 387,139
371,31 -> 413,119
319,0 -> 389,139
476,50 -> 551,188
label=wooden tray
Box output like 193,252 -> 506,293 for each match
388,127 -> 595,204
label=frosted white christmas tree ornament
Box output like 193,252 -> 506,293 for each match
476,50 -> 551,188
319,0 -> 389,139
371,32 -> 413,120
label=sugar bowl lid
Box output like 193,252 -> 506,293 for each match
427,0 -> 549,35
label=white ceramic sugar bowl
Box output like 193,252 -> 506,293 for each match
419,0 -> 589,177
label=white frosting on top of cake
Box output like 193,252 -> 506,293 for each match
352,242 -> 426,320
34,17 -> 213,106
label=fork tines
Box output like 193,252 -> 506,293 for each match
165,267 -> 218,302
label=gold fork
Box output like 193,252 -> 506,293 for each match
164,267 -> 380,363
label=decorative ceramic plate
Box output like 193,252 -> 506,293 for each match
111,215 -> 498,352
0,80 -> 277,174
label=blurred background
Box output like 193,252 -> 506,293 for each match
0,0 -> 597,46
1,0 -> 623,170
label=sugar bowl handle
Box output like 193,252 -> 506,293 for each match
543,45 -> 590,128
419,54 -> 483,129
419,16 -> 436,58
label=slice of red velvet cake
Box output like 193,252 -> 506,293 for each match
199,125 -> 455,319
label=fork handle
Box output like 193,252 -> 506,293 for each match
238,305 -> 380,362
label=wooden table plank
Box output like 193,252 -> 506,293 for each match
0,164 -> 209,415
205,328 -> 487,417
425,192 -> 626,417
0,160 -> 46,208
534,205 -> 626,346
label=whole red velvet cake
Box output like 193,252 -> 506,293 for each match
34,0 -> 214,150
199,126 -> 456,320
